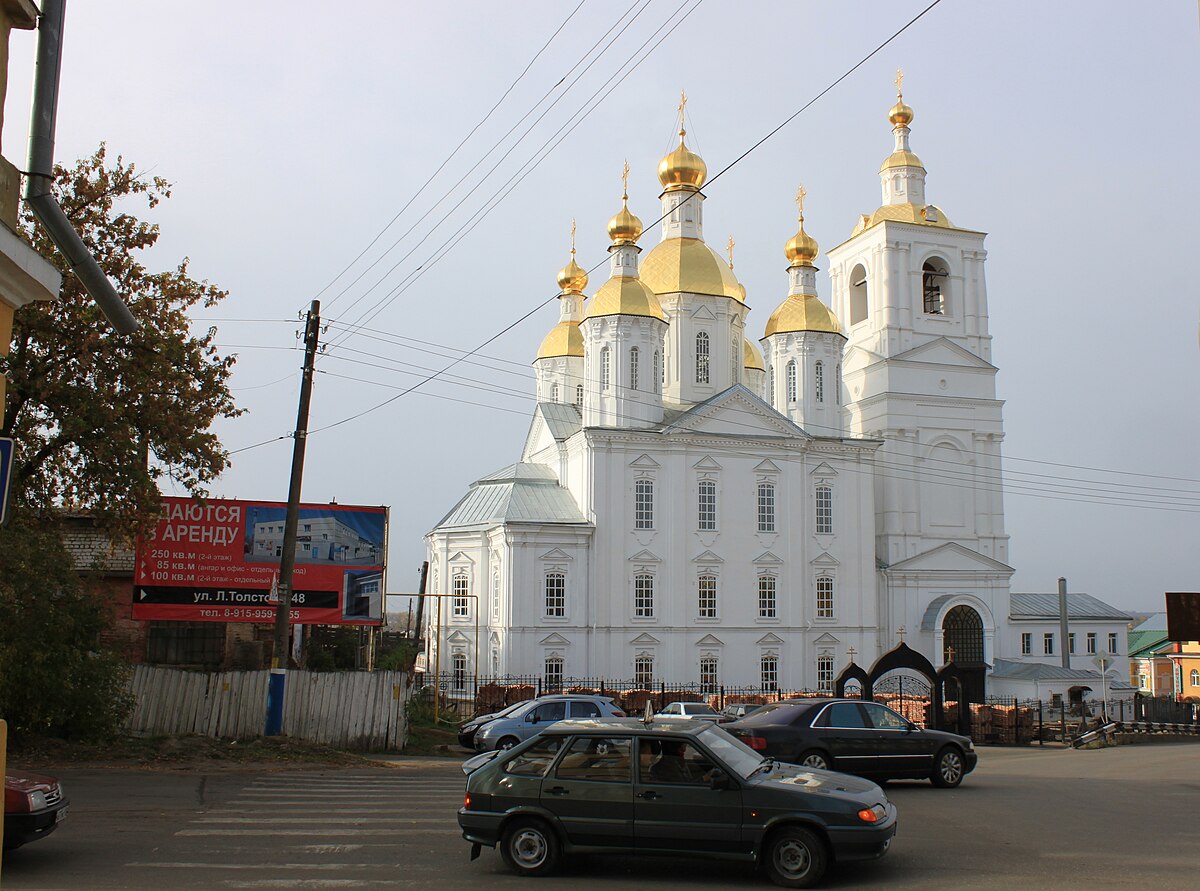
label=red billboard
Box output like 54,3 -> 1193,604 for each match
133,496 -> 387,625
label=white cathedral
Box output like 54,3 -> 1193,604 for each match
425,87 -> 1099,697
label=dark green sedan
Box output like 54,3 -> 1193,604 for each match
457,717 -> 896,888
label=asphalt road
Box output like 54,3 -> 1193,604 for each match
3,742 -> 1197,890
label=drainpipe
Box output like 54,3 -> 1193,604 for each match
1058,577 -> 1070,670
24,0 -> 137,334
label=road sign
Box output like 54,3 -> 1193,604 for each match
0,437 -> 14,526
1092,655 -> 1113,673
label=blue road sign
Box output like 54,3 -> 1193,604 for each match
0,436 -> 13,526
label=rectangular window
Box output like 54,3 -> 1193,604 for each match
452,653 -> 466,691
1021,632 -> 1032,655
491,572 -> 500,621
696,332 -> 710,384
634,479 -> 654,530
1086,632 -> 1097,655
815,486 -> 833,534
761,655 -> 779,691
630,347 -> 640,391
758,576 -> 777,619
634,574 -> 655,618
1108,633 -> 1118,654
634,655 -> 654,686
1068,632 -> 1076,655
817,655 -> 833,694
816,577 -> 834,619
601,347 -> 610,390
814,361 -> 824,403
1043,633 -> 1054,656
697,575 -> 717,619
453,575 -> 469,617
757,482 -> 775,533
700,657 -> 718,693
545,572 -> 565,618
698,480 -> 717,531
544,657 -> 564,692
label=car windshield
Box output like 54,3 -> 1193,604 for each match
733,702 -> 810,726
684,703 -> 716,715
480,702 -> 522,721
697,725 -> 766,780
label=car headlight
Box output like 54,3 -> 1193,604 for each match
29,791 -> 47,810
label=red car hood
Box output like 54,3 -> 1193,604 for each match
5,770 -> 60,811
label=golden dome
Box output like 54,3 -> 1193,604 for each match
584,276 -> 665,321
536,320 -> 584,360
849,202 -> 956,238
880,149 -> 925,172
641,238 -> 745,302
607,196 -> 643,245
658,130 -> 707,192
556,256 -> 588,293
764,294 -> 842,337
889,98 -> 914,127
785,223 -> 819,267
743,337 -> 765,371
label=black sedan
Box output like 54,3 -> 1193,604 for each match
726,699 -> 977,788
459,717 -> 896,887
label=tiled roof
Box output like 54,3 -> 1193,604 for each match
1009,593 -> 1131,622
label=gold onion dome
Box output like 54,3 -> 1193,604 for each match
607,185 -> 643,245
556,256 -> 588,294
889,67 -> 913,127
641,238 -> 745,302
658,130 -> 707,192
764,295 -> 842,337
785,186 -> 819,267
743,337 -> 765,371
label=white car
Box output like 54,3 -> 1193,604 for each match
655,701 -> 720,722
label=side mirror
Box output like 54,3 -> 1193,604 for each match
709,768 -> 731,791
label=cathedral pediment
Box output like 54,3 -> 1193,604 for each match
539,632 -> 571,646
809,462 -> 839,478
812,632 -> 840,645
630,453 -> 660,468
887,542 -> 1014,574
630,632 -> 661,645
893,337 -> 996,370
663,385 -> 807,439
629,549 -> 662,563
754,459 -> 782,474
695,634 -> 725,647
810,552 -> 840,568
539,548 -> 573,562
756,632 -> 785,646
753,551 -> 783,565
447,630 -> 471,643
692,455 -> 723,471
448,551 -> 475,566
693,550 -> 723,564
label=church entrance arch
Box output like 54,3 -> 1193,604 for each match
941,604 -> 987,702
868,643 -> 941,729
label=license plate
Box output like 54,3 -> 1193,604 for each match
55,806 -> 68,823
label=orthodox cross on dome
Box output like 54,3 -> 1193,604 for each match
570,218 -> 577,256
621,160 -> 630,200
896,625 -> 907,644
795,184 -> 807,222
677,89 -> 688,136
895,67 -> 904,99
725,235 -> 735,269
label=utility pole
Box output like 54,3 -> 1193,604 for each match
265,299 -> 320,736
1058,576 -> 1071,670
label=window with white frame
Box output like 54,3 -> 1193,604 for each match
1107,633 -> 1118,654
817,654 -> 834,694
629,346 -> 640,391
1191,669 -> 1199,687
731,342 -> 738,380
1087,632 -> 1097,654
786,360 -> 797,402
653,350 -> 661,393
816,576 -> 834,619
835,363 -> 842,405
634,574 -> 655,618
634,654 -> 654,686
757,482 -> 776,533
601,346 -> 611,390
700,656 -> 718,693
815,485 -> 833,534
634,479 -> 654,529
550,382 -> 559,403
698,480 -> 717,530
761,654 -> 779,691
575,384 -> 584,406
1021,632 -> 1032,655
814,361 -> 824,403
1043,633 -> 1055,656
768,364 -> 775,401
697,575 -> 717,618
452,574 -> 469,617
545,656 -> 564,691
1068,632 -> 1076,655
545,572 -> 565,618
696,331 -> 710,384
758,575 -> 777,619
452,653 -> 466,690
491,570 -> 500,621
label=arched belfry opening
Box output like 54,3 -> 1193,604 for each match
848,263 -> 868,326
921,257 -> 949,315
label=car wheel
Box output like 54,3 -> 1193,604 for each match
764,825 -> 827,889
500,817 -> 561,877
496,736 -> 519,751
798,750 -> 830,770
931,746 -> 965,788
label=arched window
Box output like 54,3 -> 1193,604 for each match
575,384 -> 584,406
816,576 -> 834,619
814,361 -> 824,403
634,654 -> 655,686
698,480 -> 717,530
544,656 -> 564,692
761,655 -> 779,691
629,346 -> 640,391
786,360 -> 797,403
815,485 -> 833,534
700,656 -> 718,693
758,575 -> 777,619
697,574 -> 717,618
942,605 -> 984,664
849,263 -> 868,326
653,350 -> 661,393
600,347 -> 610,391
634,574 -> 654,618
452,653 -> 467,690
922,258 -> 949,315
757,482 -> 775,533
1192,669 -> 1200,687
695,331 -> 710,384
634,479 -> 654,529
453,574 -> 469,617
550,382 -> 559,403
545,572 -> 565,618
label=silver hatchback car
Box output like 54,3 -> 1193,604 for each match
473,696 -> 625,751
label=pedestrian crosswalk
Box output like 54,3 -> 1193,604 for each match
126,769 -> 468,888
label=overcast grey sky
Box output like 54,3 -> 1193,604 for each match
4,1 -> 1197,613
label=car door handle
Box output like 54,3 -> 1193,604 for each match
637,791 -> 660,800
546,786 -> 570,796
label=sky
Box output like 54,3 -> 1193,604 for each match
3,1 -> 1197,614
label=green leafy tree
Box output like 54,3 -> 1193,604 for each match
0,145 -> 240,738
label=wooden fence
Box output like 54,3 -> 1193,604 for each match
125,665 -> 409,751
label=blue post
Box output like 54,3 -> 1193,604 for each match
265,668 -> 286,736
